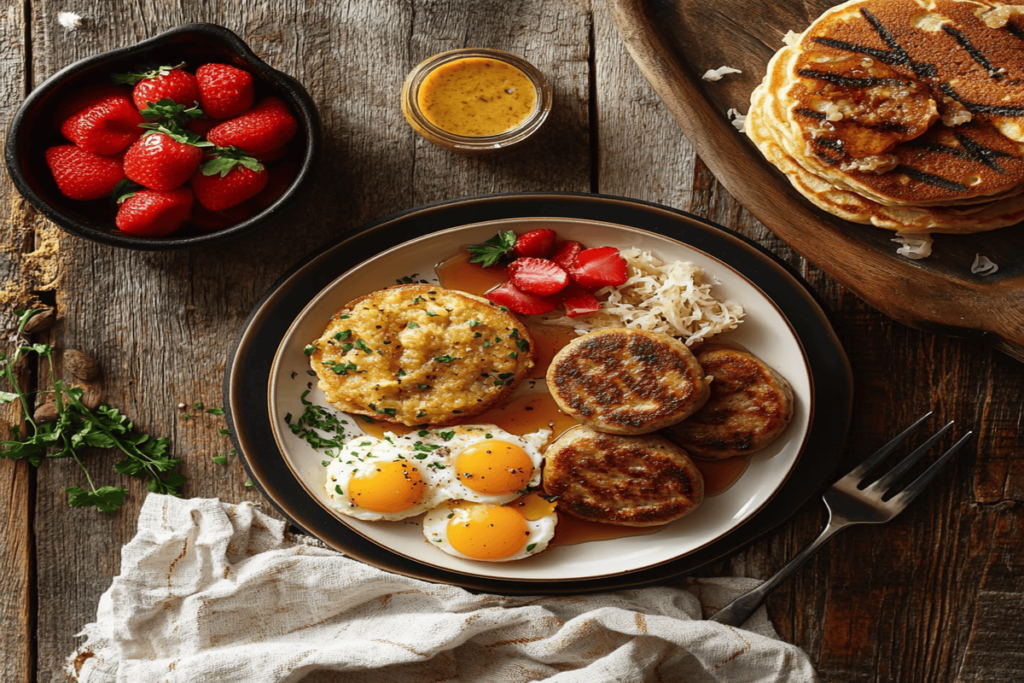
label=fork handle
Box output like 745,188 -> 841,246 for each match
708,520 -> 848,627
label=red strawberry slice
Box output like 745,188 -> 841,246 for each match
207,97 -> 298,155
45,145 -> 125,201
511,229 -> 556,259
115,187 -> 193,237
551,240 -> 583,270
123,129 -> 207,191
195,63 -> 255,120
569,246 -> 629,290
561,288 -> 601,318
59,91 -> 145,155
191,151 -> 268,211
485,281 -> 557,316
508,257 -> 569,296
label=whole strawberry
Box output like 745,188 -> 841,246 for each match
195,63 -> 254,120
59,90 -> 145,155
113,63 -> 200,112
207,97 -> 298,154
123,127 -> 210,191
45,145 -> 125,201
115,187 -> 193,237
191,150 -> 268,211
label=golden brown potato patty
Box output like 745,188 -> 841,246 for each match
309,284 -> 534,426
663,345 -> 794,459
542,426 -> 704,526
546,328 -> 710,435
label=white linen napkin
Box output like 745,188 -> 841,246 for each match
68,494 -> 818,683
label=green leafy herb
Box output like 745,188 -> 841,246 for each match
0,311 -> 183,513
245,480 -> 255,487
303,345 -> 317,356
206,408 -> 225,415
333,330 -> 352,342
201,147 -> 264,177
467,231 -> 516,268
434,355 -> 459,363
212,456 -> 228,466
287,389 -> 348,451
526,543 -> 537,552
407,321 -> 419,329
355,339 -> 372,354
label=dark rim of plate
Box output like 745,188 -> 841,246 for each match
222,192 -> 854,595
3,23 -> 322,251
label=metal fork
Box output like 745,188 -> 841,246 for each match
708,413 -> 973,626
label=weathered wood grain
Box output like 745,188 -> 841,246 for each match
25,0 -> 592,679
593,2 -> 1024,682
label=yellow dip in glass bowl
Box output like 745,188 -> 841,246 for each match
402,49 -> 552,153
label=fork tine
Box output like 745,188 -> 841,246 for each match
865,421 -> 955,496
887,431 -> 973,509
841,412 -> 933,484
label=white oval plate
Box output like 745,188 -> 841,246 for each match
268,217 -> 811,581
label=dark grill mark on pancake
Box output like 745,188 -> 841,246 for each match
814,137 -> 845,153
938,82 -> 1024,116
893,164 -> 969,192
907,137 -> 1011,173
796,68 -> 908,89
794,107 -> 826,120
942,25 -> 1004,79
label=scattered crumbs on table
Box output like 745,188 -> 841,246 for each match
702,65 -> 741,81
58,11 -> 82,30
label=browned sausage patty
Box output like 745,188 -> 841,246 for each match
662,345 -> 794,459
542,426 -> 704,526
546,329 -> 710,435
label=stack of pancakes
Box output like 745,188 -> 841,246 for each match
747,0 -> 1024,234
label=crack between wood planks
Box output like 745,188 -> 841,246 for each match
588,9 -> 599,194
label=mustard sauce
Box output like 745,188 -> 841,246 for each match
417,57 -> 538,137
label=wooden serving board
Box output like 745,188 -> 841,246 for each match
607,0 -> 1024,363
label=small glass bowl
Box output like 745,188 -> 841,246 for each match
401,48 -> 553,154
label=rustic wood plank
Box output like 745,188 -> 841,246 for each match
0,1 -> 36,680
26,0 -> 593,678
594,2 -> 1024,682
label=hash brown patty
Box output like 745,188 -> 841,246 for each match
309,284 -> 535,426
542,426 -> 704,526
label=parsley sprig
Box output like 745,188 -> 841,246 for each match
0,310 -> 184,513
466,231 -> 516,268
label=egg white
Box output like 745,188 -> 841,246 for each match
439,426 -> 547,504
422,500 -> 558,562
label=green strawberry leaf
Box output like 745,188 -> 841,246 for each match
138,122 -> 213,148
112,179 -> 143,205
201,147 -> 265,177
112,62 -> 187,85
140,98 -> 205,122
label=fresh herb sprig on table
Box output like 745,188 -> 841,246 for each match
0,309 -> 184,513
466,230 -> 516,268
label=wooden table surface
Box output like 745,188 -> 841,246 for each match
1,2 -> 1022,682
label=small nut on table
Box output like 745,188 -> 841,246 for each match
34,401 -> 58,423
63,349 -> 100,381
78,383 -> 105,411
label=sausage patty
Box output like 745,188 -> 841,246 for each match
542,426 -> 704,526
546,328 -> 710,435
662,345 -> 794,459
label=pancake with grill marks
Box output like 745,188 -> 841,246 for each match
542,427 -> 704,526
746,0 -> 1024,233
662,345 -> 794,459
546,328 -> 710,435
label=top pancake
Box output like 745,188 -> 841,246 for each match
778,0 -> 1024,205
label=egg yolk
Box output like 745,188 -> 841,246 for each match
348,462 -> 425,513
456,441 -> 534,494
447,504 -> 530,560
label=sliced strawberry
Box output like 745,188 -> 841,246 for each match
511,229 -> 556,259
551,240 -> 583,270
561,288 -> 601,318
569,246 -> 629,290
508,257 -> 569,296
485,281 -> 557,316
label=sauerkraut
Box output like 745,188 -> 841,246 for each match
543,249 -> 744,345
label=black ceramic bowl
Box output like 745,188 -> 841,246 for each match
4,23 -> 321,250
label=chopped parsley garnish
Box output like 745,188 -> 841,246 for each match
469,320 -> 482,327
335,485 -> 344,495
286,389 -> 347,451
303,345 -> 317,355
466,230 -> 516,268
407,321 -> 419,329
516,339 -> 530,351
218,428 -> 230,436
526,543 -> 537,552
434,355 -> 459,363
417,385 -> 431,390
426,311 -> 438,317
437,430 -> 455,441
355,339 -> 373,354
333,330 -> 352,342
212,456 -> 228,466
397,369 -> 407,377
507,352 -> 518,359
206,407 -> 225,415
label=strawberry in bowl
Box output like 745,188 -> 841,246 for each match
4,23 -> 320,250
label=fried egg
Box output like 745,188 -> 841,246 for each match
422,496 -> 558,562
324,425 -> 549,521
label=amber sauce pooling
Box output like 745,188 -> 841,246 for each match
418,57 -> 538,137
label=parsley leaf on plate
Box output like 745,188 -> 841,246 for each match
466,231 -> 516,268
